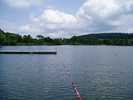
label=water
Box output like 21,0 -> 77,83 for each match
0,46 -> 133,100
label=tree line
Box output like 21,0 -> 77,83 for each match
1,28 -> 133,45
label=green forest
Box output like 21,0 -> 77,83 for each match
1,28 -> 133,45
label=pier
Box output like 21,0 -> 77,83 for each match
0,51 -> 57,55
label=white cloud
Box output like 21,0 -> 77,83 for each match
77,0 -> 133,32
41,9 -> 77,24
20,9 -> 80,35
5,0 -> 42,8
78,0 -> 133,18
18,0 -> 133,38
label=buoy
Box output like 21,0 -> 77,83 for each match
72,82 -> 83,100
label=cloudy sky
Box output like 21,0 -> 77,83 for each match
0,0 -> 133,38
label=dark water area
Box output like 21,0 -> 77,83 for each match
0,46 -> 133,100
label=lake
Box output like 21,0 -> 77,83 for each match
0,46 -> 133,100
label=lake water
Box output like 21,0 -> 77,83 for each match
0,46 -> 133,100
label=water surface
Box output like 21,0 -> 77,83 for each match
0,46 -> 133,100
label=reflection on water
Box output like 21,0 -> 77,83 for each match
0,46 -> 133,100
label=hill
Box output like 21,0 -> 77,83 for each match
1,28 -> 133,45
68,33 -> 133,45
78,33 -> 133,39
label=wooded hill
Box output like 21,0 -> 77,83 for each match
1,28 -> 133,45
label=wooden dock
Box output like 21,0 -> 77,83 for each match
0,51 -> 57,55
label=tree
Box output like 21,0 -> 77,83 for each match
36,35 -> 44,40
22,35 -> 33,44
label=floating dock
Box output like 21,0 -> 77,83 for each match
0,51 -> 57,55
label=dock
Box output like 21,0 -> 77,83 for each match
0,51 -> 57,55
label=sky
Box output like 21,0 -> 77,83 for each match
1,0 -> 133,38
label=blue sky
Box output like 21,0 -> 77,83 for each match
0,0 -> 133,38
